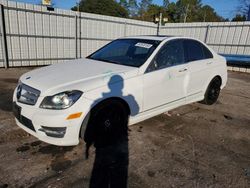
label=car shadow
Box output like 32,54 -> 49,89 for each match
84,74 -> 139,188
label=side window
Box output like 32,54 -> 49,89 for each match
202,45 -> 213,59
148,40 -> 184,71
184,40 -> 204,62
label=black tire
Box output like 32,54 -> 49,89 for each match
202,77 -> 221,105
84,100 -> 129,148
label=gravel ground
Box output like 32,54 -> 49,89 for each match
0,68 -> 249,188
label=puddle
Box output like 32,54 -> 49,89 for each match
51,158 -> 72,172
147,170 -> 155,177
30,141 -> 42,147
16,145 -> 30,152
16,141 -> 41,153
36,145 -> 74,172
38,145 -> 74,156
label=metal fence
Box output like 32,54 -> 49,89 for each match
160,22 -> 250,56
0,0 -> 249,68
0,0 -> 156,68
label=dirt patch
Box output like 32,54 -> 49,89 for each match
0,89 -> 14,112
1,78 -> 18,84
0,129 -> 30,144
0,69 -> 249,187
229,71 -> 250,82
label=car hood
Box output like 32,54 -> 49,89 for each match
20,58 -> 138,95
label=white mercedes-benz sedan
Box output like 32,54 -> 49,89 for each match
13,36 -> 227,146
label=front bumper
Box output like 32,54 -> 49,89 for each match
13,88 -> 93,146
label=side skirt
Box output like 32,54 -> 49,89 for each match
128,91 -> 203,125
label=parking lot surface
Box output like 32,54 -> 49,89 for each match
0,68 -> 249,188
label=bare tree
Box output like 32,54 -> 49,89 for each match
238,0 -> 250,21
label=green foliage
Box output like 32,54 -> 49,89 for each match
175,0 -> 202,22
231,14 -> 247,21
138,4 -> 166,22
168,0 -> 225,22
128,0 -> 139,17
72,0 -> 128,18
119,0 -> 129,11
163,0 -> 170,8
166,2 -> 178,22
138,0 -> 153,19
71,0 -> 226,23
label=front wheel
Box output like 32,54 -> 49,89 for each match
202,77 -> 221,105
84,100 -> 129,148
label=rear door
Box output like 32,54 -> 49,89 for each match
183,39 -> 214,98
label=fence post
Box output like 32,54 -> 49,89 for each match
156,13 -> 162,36
75,13 -> 78,59
124,21 -> 127,36
0,4 -> 9,68
204,24 -> 210,43
79,12 -> 81,58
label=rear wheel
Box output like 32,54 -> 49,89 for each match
202,77 -> 221,105
83,100 -> 129,148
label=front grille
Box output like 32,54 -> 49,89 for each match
17,83 -> 40,105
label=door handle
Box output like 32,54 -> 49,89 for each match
179,68 -> 187,72
207,62 -> 213,65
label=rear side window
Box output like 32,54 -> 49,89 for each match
202,45 -> 213,59
184,39 -> 213,62
184,40 -> 204,62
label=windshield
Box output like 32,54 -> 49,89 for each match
87,39 -> 161,67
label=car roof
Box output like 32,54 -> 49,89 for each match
121,35 -> 174,41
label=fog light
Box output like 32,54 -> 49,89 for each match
39,126 -> 66,138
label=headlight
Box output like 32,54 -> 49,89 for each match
40,90 -> 82,110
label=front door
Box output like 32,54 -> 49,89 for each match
143,39 -> 188,111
